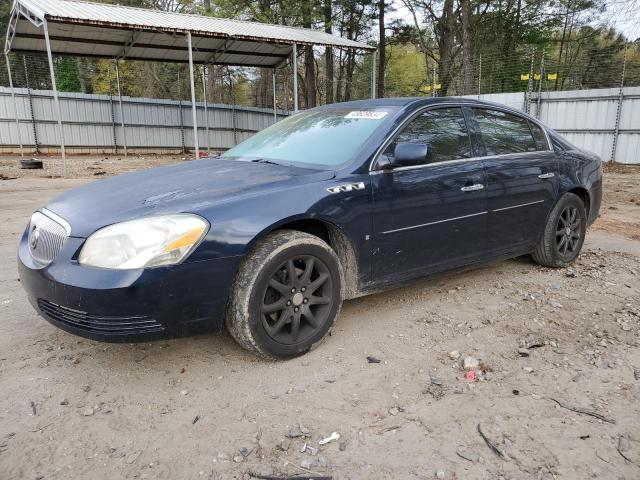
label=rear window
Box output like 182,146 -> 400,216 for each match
473,108 -> 538,155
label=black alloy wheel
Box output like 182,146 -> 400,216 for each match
555,205 -> 581,256
261,255 -> 333,345
531,192 -> 587,268
226,230 -> 342,359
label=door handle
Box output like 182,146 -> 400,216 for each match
538,172 -> 555,179
460,184 -> 485,192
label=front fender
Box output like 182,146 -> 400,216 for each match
189,175 -> 373,268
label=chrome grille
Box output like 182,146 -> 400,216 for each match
28,211 -> 69,266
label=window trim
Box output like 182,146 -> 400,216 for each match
470,107 -> 550,157
368,102 -> 552,173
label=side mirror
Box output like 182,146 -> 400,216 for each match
392,142 -> 431,168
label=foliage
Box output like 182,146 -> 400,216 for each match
1,0 -> 639,104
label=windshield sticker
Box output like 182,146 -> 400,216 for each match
345,111 -> 388,120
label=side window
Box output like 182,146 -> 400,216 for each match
383,107 -> 472,165
473,108 -> 538,155
528,121 -> 549,151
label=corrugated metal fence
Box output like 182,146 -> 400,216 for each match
468,87 -> 640,164
0,86 -> 286,154
1,86 -> 639,164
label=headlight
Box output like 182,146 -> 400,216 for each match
79,214 -> 209,269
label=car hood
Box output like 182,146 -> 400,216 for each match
45,158 -> 335,237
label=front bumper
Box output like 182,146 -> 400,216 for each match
18,228 -> 240,342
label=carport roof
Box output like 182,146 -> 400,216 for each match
5,0 -> 374,68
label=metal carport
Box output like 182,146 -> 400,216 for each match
4,0 -> 376,174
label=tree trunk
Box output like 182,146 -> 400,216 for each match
460,0 -> 474,95
302,1 -> 316,108
377,0 -> 385,98
304,46 -> 317,108
437,0 -> 455,95
324,0 -> 334,104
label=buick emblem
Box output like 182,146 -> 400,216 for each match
30,225 -> 40,249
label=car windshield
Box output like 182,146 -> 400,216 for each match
221,107 -> 397,169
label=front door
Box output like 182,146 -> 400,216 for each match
469,108 -> 559,254
371,107 -> 488,283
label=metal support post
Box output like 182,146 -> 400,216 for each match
526,47 -> 535,114
43,19 -> 66,176
202,67 -> 210,153
5,53 -> 23,156
292,44 -> 298,112
536,49 -> 545,119
23,55 -> 38,152
272,68 -> 277,121
611,45 -> 628,163
371,50 -> 377,99
478,54 -> 482,98
114,59 -> 127,156
187,32 -> 199,159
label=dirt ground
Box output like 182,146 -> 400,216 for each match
0,156 -> 639,480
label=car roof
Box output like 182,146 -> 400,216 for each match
322,97 -> 539,123
323,97 -> 486,108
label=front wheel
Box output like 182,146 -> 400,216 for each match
226,230 -> 343,359
531,192 -> 587,268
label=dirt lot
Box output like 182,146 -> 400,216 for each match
1,156 -> 639,480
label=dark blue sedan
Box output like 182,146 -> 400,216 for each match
18,98 -> 602,358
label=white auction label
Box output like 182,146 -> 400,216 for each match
345,111 -> 388,120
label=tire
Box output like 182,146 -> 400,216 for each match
531,192 -> 587,268
226,230 -> 343,359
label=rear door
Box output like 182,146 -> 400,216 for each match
470,108 -> 558,254
371,106 -> 488,282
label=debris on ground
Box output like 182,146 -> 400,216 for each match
366,356 -> 381,364
318,432 -> 340,445
550,398 -> 616,424
462,356 -> 479,370
456,445 -> 480,463
477,424 -> 505,458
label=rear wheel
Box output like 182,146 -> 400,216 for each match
531,192 -> 587,268
226,230 -> 342,359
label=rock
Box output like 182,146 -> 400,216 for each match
82,385 -> 91,393
279,437 -> 291,451
233,455 -> 243,463
463,356 -> 479,370
300,459 -> 314,469
180,389 -> 188,396
430,375 -> 443,385
366,356 -> 381,364
550,301 -> 563,308
60,399 -> 69,406
286,424 -> 310,438
388,407 -> 400,416
250,466 -> 274,477
456,446 -> 480,463
216,452 -> 229,462
448,350 -> 461,360
518,348 -> 530,357
339,440 -> 348,451
436,469 -> 446,479
523,366 -> 534,373
82,408 -> 94,416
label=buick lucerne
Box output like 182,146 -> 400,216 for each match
18,98 -> 602,358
